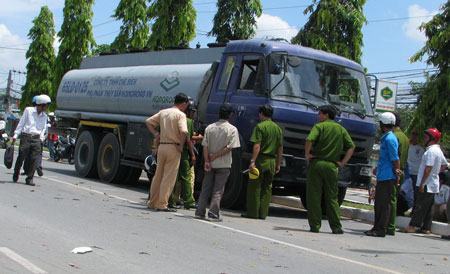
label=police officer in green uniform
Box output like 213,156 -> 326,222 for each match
387,112 -> 409,234
243,105 -> 283,219
169,104 -> 196,209
305,105 -> 355,234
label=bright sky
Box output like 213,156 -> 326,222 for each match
0,0 -> 444,91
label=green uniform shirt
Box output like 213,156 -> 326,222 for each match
393,128 -> 409,170
306,119 -> 354,162
250,119 -> 283,171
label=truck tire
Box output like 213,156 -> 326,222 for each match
220,148 -> 246,209
74,130 -> 100,178
299,185 -> 347,210
97,133 -> 122,183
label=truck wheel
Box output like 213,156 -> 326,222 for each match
220,148 -> 246,209
74,130 -> 100,178
97,133 -> 122,183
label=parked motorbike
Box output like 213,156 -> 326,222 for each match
0,132 -> 9,149
0,123 -> 9,149
54,134 -> 75,164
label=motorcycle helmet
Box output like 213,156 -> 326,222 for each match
379,112 -> 396,126
144,154 -> 157,176
248,167 -> 260,180
424,128 -> 442,142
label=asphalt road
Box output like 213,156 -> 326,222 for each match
1,152 -> 449,274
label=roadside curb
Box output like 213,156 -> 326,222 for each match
272,195 -> 450,236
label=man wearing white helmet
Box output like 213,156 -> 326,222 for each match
365,112 -> 401,237
12,94 -> 51,186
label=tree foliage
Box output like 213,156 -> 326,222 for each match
91,44 -> 112,56
409,2 -> 449,153
21,6 -> 56,110
209,0 -> 262,43
147,0 -> 196,50
54,0 -> 95,106
292,0 -> 366,63
111,0 -> 149,52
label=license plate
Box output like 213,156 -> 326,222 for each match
280,157 -> 286,167
359,166 -> 372,176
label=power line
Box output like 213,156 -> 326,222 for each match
0,46 -> 27,51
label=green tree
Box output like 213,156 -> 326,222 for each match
21,6 -> 56,110
292,0 -> 366,63
91,44 -> 112,56
54,0 -> 95,106
147,0 -> 196,50
111,0 -> 149,52
409,2 -> 450,153
209,0 -> 262,43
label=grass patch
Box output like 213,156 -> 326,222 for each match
342,200 -> 374,211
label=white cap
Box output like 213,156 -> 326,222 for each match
379,112 -> 396,125
36,94 -> 51,105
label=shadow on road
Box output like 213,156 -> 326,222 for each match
347,248 -> 449,256
268,205 -> 307,219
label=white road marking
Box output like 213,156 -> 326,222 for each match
0,164 -> 403,273
0,247 -> 47,274
191,218 -> 404,274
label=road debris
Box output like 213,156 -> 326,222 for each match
71,247 -> 93,254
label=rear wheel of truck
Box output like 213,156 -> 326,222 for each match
97,133 -> 123,183
74,130 -> 100,178
299,185 -> 347,210
220,148 -> 246,209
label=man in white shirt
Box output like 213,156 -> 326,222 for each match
404,128 -> 448,233
195,104 -> 240,221
12,94 -> 51,186
407,131 -> 425,205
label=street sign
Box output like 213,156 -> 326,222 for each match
374,79 -> 397,113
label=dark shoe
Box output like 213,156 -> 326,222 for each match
364,230 -> 385,237
25,180 -> 35,186
168,204 -> 181,209
156,208 -> 177,212
241,213 -> 257,219
194,214 -> 205,219
332,228 -> 344,234
441,235 -> 450,240
310,228 -> 320,233
386,230 -> 395,236
37,169 -> 43,177
207,212 -> 222,222
12,174 -> 18,183
184,204 -> 197,210
419,229 -> 431,235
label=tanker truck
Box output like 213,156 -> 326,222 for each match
56,39 -> 376,208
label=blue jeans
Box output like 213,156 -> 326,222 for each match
48,140 -> 56,160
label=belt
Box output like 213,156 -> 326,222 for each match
21,133 -> 40,139
160,142 -> 180,145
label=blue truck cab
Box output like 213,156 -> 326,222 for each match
200,39 -> 376,208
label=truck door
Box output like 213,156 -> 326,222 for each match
227,55 -> 268,152
204,55 -> 238,126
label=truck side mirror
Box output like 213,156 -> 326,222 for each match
268,53 -> 286,75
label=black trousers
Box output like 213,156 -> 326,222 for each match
409,186 -> 434,230
373,180 -> 395,232
23,142 -> 42,174
14,135 -> 41,183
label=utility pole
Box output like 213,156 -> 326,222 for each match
5,70 -> 12,113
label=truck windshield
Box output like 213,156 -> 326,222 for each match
270,55 -> 373,116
